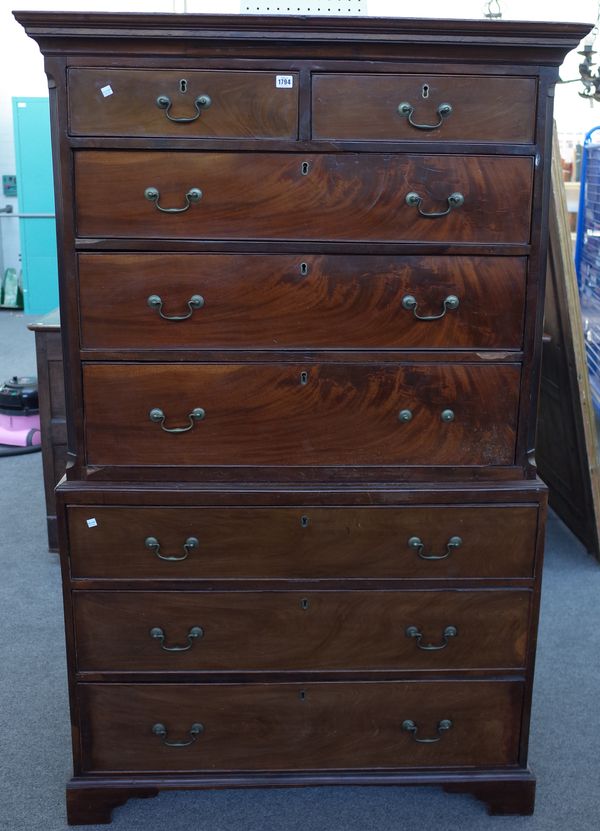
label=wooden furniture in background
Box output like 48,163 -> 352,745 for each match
537,129 -> 600,559
27,308 -> 66,551
16,11 -> 587,825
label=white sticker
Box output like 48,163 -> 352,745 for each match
86,518 -> 98,528
100,85 -> 113,98
17,102 -> 27,108
275,75 -> 294,89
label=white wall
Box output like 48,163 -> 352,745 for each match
0,0 -> 598,276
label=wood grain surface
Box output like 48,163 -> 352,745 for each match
79,680 -> 524,772
82,362 -> 521,467
312,74 -> 536,143
74,151 -> 533,243
78,253 -> 527,351
66,503 -> 539,580
73,589 -> 531,672
68,68 -> 299,138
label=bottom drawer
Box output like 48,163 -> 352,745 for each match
79,680 -> 523,772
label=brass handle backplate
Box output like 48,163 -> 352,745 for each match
405,624 -> 458,651
405,191 -> 464,218
145,535 -> 199,562
408,535 -> 463,561
152,722 -> 204,747
398,101 -> 452,130
149,407 -> 205,433
156,94 -> 212,122
402,718 -> 453,743
402,294 -> 459,321
144,186 -> 202,213
150,625 -> 204,652
147,293 -> 205,321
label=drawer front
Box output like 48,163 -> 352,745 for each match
79,254 -> 526,351
67,504 -> 539,580
82,363 -> 520,467
312,74 -> 536,143
73,589 -> 531,672
68,69 -> 299,138
79,680 -> 524,772
74,151 -> 533,244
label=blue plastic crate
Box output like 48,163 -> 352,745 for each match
575,126 -> 600,413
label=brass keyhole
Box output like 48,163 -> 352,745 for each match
299,689 -> 306,701
300,371 -> 308,385
422,83 -> 430,99
300,262 -> 309,276
300,598 -> 310,610
179,79 -> 188,93
301,161 -> 311,176
300,515 -> 309,528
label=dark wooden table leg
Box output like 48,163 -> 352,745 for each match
66,785 -> 159,825
444,776 -> 536,815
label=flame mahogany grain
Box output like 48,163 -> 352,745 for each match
74,151 -> 533,244
82,362 -> 521,468
78,253 -> 527,351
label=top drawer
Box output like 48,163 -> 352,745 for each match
68,69 -> 299,139
312,74 -> 537,143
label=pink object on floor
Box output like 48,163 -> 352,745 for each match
0,412 -> 41,447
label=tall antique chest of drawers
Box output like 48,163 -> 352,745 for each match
17,10 -> 588,825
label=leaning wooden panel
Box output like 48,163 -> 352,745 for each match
537,126 -> 600,559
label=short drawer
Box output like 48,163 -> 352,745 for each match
79,680 -> 524,772
68,69 -> 299,138
67,503 -> 539,580
78,253 -> 526,351
73,589 -> 531,672
81,362 -> 521,468
74,151 -> 533,244
312,74 -> 536,143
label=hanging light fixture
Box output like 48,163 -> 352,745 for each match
484,1 -> 502,19
559,4 -> 600,101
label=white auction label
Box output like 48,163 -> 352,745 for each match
275,75 -> 294,88
86,518 -> 98,528
100,85 -> 113,97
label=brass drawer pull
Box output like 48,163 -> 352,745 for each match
408,535 -> 462,561
405,624 -> 458,651
147,293 -> 205,321
150,625 -> 204,652
402,294 -> 459,321
145,535 -> 199,562
156,93 -> 212,123
397,101 -> 452,130
402,718 -> 453,743
144,186 -> 202,213
405,191 -> 464,218
149,407 -> 205,433
152,722 -> 204,747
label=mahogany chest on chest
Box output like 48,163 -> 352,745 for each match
16,11 -> 588,824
